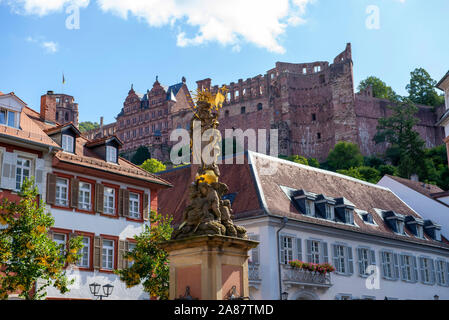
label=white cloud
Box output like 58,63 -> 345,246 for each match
96,0 -> 314,54
42,41 -> 59,53
26,36 -> 59,54
9,0 -> 314,53
6,0 -> 89,16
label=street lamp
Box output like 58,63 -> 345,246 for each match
281,292 -> 289,301
89,282 -> 114,300
434,295 -> 439,300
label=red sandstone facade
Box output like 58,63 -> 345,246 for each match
85,43 -> 445,162
40,91 -> 79,127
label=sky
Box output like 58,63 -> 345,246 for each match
0,0 -> 448,124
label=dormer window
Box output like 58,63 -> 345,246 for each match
325,204 -> 334,220
344,209 -> 354,225
106,146 -> 117,163
0,109 -> 18,128
62,134 -> 74,153
416,225 -> 424,239
305,200 -> 315,216
383,211 -> 406,235
405,216 -> 424,238
361,212 -> 374,224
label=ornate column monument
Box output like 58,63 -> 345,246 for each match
161,87 -> 258,300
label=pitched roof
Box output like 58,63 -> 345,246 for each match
384,175 -> 444,198
158,152 -> 449,249
166,83 -> 183,101
0,106 -> 60,149
85,135 -> 123,148
44,122 -> 82,137
437,70 -> 449,90
54,135 -> 171,187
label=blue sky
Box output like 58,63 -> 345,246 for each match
1,0 -> 448,124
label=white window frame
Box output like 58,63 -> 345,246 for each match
420,257 -> 435,285
401,254 -> 413,282
62,134 -> 74,153
128,242 -> 136,267
335,244 -> 347,274
280,235 -> 293,264
129,192 -> 140,219
77,236 -> 90,268
55,177 -> 69,207
78,182 -> 92,210
106,146 -> 117,163
416,225 -> 424,239
102,239 -> 114,270
325,204 -> 334,220
381,251 -> 394,280
310,240 -> 320,264
103,187 -> 115,215
0,109 -> 17,128
15,156 -> 31,191
54,233 -> 66,256
305,200 -> 315,217
435,259 -> 447,286
344,209 -> 353,224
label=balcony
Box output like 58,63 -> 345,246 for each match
248,263 -> 262,289
281,265 -> 332,289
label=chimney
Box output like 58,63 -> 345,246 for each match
196,78 -> 211,92
40,91 -> 57,123
100,117 -> 104,138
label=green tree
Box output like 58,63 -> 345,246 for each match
78,121 -> 99,133
307,158 -> 320,168
140,158 -> 167,173
406,68 -> 444,107
374,96 -> 426,179
131,146 -> 151,166
358,76 -> 396,99
287,155 -> 309,165
0,179 -> 83,300
115,211 -> 172,299
378,164 -> 399,177
357,166 -> 381,183
327,142 -> 364,171
336,167 -> 365,181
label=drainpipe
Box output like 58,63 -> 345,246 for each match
277,216 -> 289,300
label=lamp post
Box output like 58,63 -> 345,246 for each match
281,292 -> 289,301
89,282 -> 114,300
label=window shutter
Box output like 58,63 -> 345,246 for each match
446,262 -> 449,287
249,234 -> 260,264
393,253 -> 400,280
118,240 -> 126,270
321,242 -> 328,263
369,249 -> 376,266
306,240 -> 312,263
332,244 -> 338,269
357,248 -> 364,275
123,189 -> 130,217
70,178 -> 79,208
419,257 -> 425,283
93,236 -> 102,269
346,246 -> 354,275
1,152 -> 16,190
35,158 -> 45,195
46,173 -> 57,205
429,259 -> 436,285
279,236 -> 286,264
143,193 -> 150,221
412,256 -> 419,283
436,260 -> 442,285
95,184 -> 104,213
380,251 -> 387,279
118,189 -> 124,217
295,238 -> 302,261
400,255 -> 406,281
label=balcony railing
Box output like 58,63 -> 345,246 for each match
281,265 -> 332,288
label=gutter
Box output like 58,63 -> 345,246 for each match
0,133 -> 62,151
276,216 -> 289,300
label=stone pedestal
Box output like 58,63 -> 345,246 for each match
161,235 -> 258,300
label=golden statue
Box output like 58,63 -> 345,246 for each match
172,86 -> 247,240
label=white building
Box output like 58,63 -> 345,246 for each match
159,152 -> 449,300
378,175 -> 449,241
0,91 -> 172,300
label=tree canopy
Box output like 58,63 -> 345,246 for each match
374,96 -> 426,178
115,211 -> 172,299
131,146 -> 151,166
78,121 -> 99,133
0,179 -> 83,300
406,68 -> 445,107
140,158 -> 167,174
358,76 -> 396,99
326,141 -> 364,171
